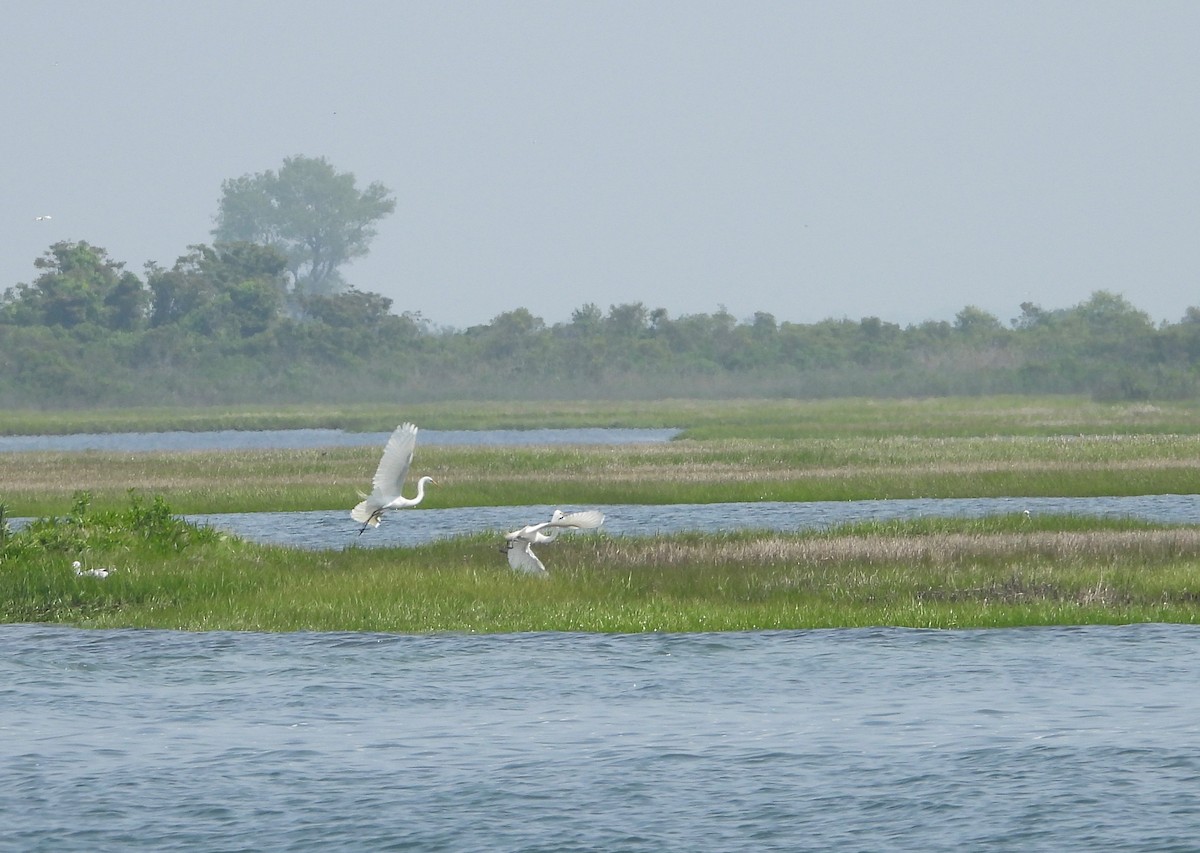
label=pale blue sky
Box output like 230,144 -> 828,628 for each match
5,2 -> 1198,329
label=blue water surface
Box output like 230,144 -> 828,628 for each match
2,623 -> 1198,852
0,427 -> 679,453
188,493 -> 1200,550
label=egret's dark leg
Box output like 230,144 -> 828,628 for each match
358,508 -> 383,535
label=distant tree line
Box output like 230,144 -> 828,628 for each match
12,152 -> 1193,408
3,239 -> 1200,408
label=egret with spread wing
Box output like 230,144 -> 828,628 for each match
351,422 -> 436,533
504,509 -> 605,575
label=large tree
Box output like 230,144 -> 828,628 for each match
211,155 -> 395,295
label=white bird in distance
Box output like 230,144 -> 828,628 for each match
504,509 -> 606,575
73,560 -> 112,579
351,422 -> 436,534
34,214 -> 52,221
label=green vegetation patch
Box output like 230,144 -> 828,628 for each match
6,426 -> 1200,516
8,395 -> 1200,438
3,497 -> 1198,633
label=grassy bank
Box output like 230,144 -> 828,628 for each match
2,500 -> 1198,632
4,432 -> 1200,517
4,395 -> 1199,633
5,395 -> 1200,517
7,395 -> 1200,437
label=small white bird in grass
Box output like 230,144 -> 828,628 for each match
503,509 -> 606,575
73,560 -> 112,579
351,422 -> 437,534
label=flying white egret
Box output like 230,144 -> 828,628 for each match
73,560 -> 112,579
351,422 -> 436,533
503,509 -> 605,575
34,214 -> 52,221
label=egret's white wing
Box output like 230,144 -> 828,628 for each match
504,522 -> 542,542
546,510 -> 605,531
507,525 -> 566,547
371,423 -> 418,498
505,510 -> 603,541
507,540 -> 547,575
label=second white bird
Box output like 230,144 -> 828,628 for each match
504,509 -> 606,575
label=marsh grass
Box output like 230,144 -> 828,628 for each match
5,396 -> 1200,632
4,501 -> 1198,632
673,396 -> 1200,439
8,395 -> 1200,437
7,396 -> 1200,516
5,431 -> 1200,516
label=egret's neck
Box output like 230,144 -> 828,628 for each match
413,476 -> 431,504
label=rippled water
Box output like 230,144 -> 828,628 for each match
189,493 -> 1200,550
3,623 -> 1198,851
0,427 -> 679,453
9,431 -> 1200,849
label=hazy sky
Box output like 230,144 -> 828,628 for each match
6,2 -> 1198,329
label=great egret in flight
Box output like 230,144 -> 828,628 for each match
73,560 -> 112,579
503,509 -> 606,575
351,422 -> 436,534
34,214 -> 52,221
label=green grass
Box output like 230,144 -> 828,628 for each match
4,431 -> 1200,516
5,395 -> 1200,633
5,395 -> 1200,517
3,498 -> 1198,633
7,395 -> 1200,437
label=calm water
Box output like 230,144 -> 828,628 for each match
0,427 -> 679,453
188,493 -> 1200,550
2,623 -> 1198,851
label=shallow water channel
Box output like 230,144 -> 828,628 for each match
0,426 -> 679,453
191,493 -> 1200,550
